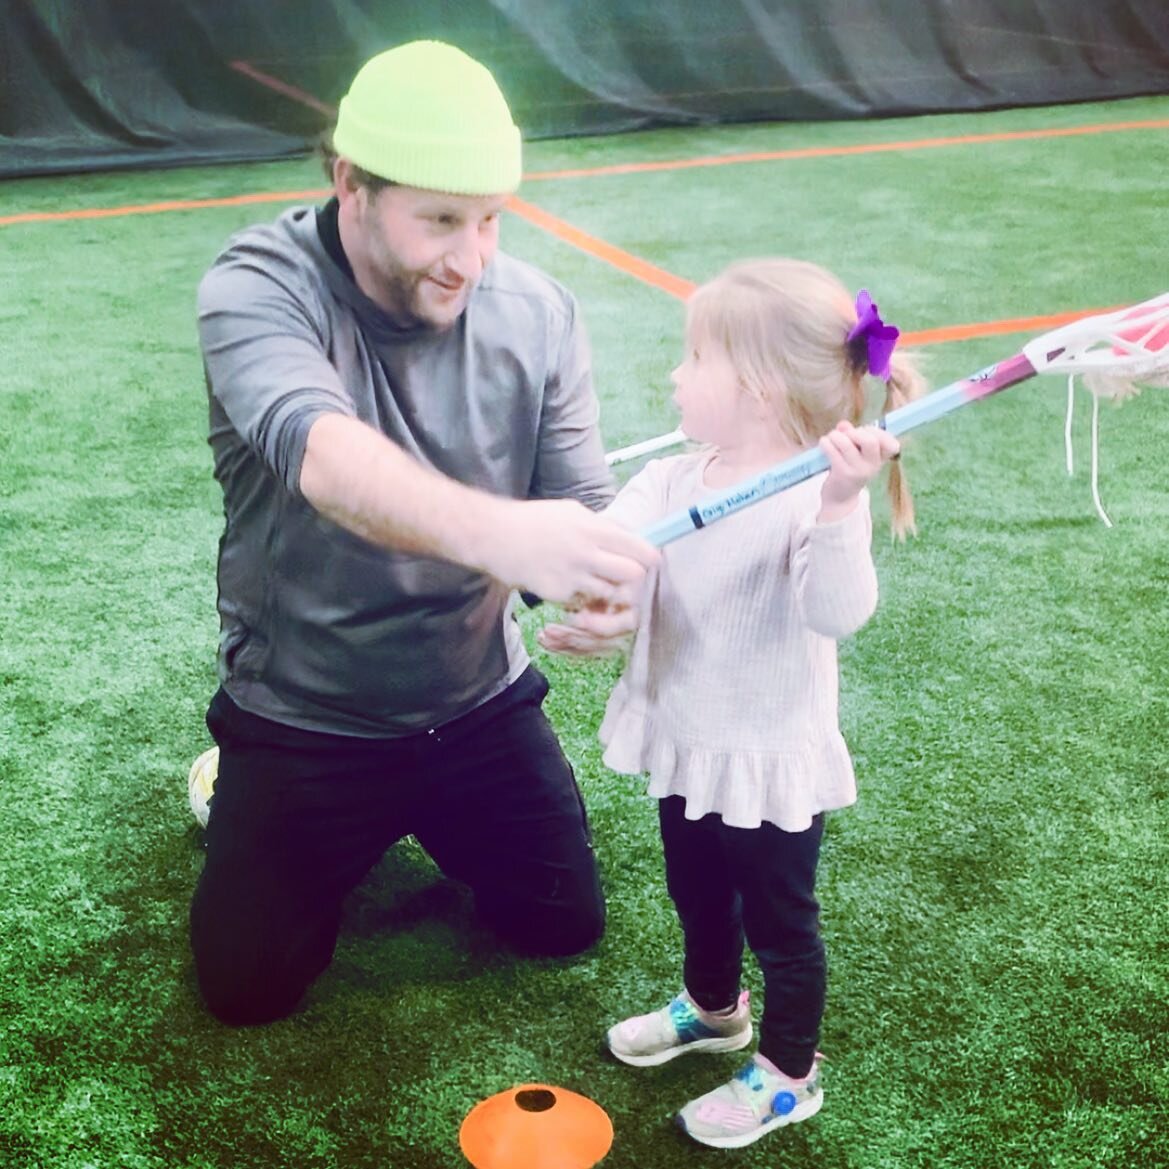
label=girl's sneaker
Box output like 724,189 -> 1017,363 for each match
606,989 -> 752,1067
676,1053 -> 823,1148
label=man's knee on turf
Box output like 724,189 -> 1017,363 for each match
495,891 -> 606,958
193,953 -> 311,1027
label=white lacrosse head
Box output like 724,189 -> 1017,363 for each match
1053,293 -> 1169,526
1022,292 -> 1169,395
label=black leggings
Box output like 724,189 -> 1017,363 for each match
190,668 -> 604,1026
659,796 -> 826,1078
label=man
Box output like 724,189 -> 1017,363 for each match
189,40 -> 656,1026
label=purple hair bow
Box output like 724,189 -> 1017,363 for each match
847,289 -> 900,381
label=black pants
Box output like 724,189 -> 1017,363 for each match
189,667 -> 604,1026
659,796 -> 826,1078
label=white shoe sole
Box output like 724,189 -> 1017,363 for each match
679,1089 -> 823,1148
187,746 -> 219,829
607,1024 -> 753,1067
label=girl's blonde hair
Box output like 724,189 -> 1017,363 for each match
686,258 -> 926,537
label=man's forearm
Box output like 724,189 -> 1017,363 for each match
298,412 -> 658,604
298,413 -> 504,571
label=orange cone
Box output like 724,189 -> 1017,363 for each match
459,1084 -> 613,1169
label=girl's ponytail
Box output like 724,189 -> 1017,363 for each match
881,351 -> 926,539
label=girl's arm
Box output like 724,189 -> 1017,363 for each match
794,421 -> 900,638
793,501 -> 879,638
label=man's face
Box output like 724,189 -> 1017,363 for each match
338,168 -> 506,330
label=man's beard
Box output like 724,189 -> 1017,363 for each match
364,220 -> 471,331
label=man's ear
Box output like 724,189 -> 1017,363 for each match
334,158 -> 374,225
333,157 -> 359,203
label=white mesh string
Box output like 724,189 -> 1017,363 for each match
1063,373 -> 1113,526
1089,390 -> 1113,528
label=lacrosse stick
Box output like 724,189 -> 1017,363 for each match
642,292 -> 1169,547
605,428 -> 688,466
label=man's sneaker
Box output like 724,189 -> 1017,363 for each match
606,989 -> 752,1067
187,746 -> 220,829
676,1053 -> 823,1149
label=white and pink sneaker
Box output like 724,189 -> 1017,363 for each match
676,1052 -> 824,1148
606,989 -> 752,1067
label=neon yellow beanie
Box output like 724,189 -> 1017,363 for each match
332,41 -> 522,195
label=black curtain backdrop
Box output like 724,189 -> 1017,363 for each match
2,0 -> 1168,177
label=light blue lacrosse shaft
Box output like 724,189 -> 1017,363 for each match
640,352 -> 1038,547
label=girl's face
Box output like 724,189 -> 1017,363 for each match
671,335 -> 753,446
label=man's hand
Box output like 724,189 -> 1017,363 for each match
817,420 -> 900,525
537,597 -> 641,658
477,497 -> 658,608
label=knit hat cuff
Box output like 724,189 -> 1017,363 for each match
333,100 -> 522,195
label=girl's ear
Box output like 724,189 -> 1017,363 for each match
738,375 -> 769,417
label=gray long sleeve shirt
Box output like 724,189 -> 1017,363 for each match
197,204 -> 615,736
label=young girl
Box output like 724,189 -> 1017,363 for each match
540,258 -> 924,1149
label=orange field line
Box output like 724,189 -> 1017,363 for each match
901,308 -> 1113,347
506,196 -> 697,300
0,189 -> 330,226
525,118 -> 1169,181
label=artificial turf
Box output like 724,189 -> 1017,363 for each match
2,95 -> 1168,1167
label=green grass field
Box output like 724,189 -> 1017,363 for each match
2,95 -> 1168,1168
